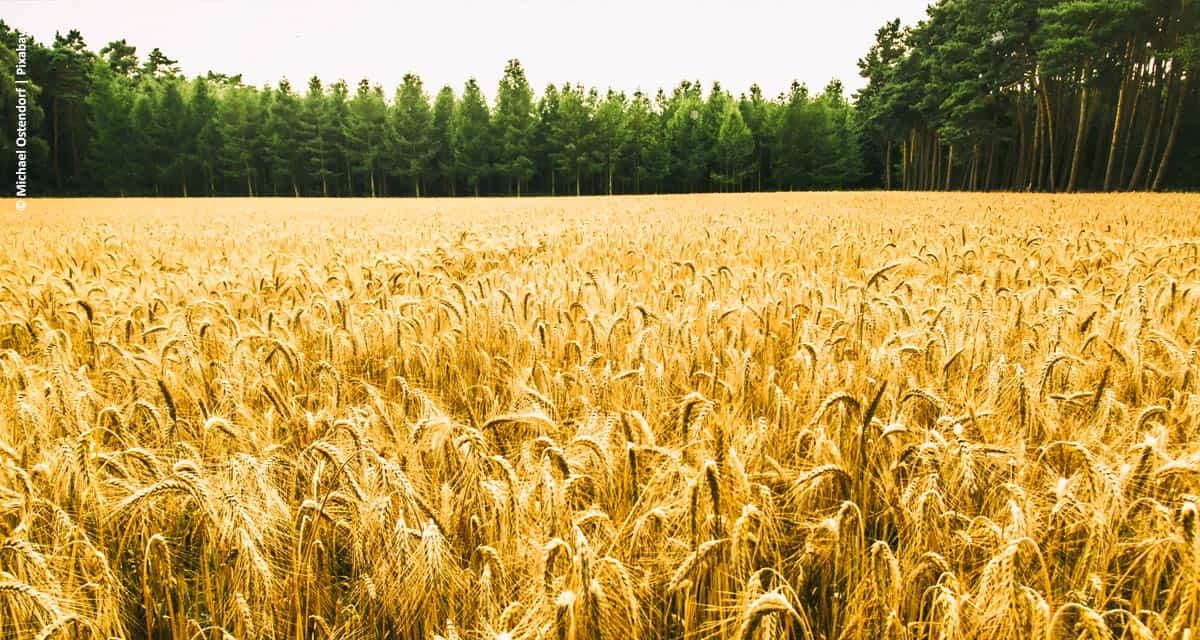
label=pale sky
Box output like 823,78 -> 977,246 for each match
7,0 -> 930,99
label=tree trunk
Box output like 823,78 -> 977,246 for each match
931,131 -> 941,191
1014,92 -> 1028,188
1067,78 -> 1089,192
1128,77 -> 1161,190
1103,44 -> 1135,191
945,144 -> 954,191
1151,72 -> 1192,192
969,144 -> 979,191
1030,94 -> 1043,191
984,142 -> 996,191
415,176 -> 422,197
884,140 -> 893,190
51,97 -> 61,188
1040,79 -> 1058,191
1118,68 -> 1145,189
246,172 -> 254,197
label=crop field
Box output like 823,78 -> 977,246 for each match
1,192 -> 1200,640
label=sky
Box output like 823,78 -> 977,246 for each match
7,0 -> 931,99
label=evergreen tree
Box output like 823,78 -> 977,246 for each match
739,85 -> 775,190
84,61 -> 136,193
594,89 -> 629,195
536,84 -> 562,194
4,15 -> 1198,196
664,81 -> 706,192
493,59 -> 537,195
391,73 -> 434,196
45,30 -> 93,190
326,80 -> 353,195
218,85 -> 260,196
98,38 -> 138,77
141,47 -> 179,79
550,83 -> 596,195
299,76 -> 335,196
191,77 -> 222,195
451,78 -> 492,196
712,102 -> 754,190
431,85 -> 457,195
346,78 -> 389,196
155,79 -> 192,195
624,90 -> 668,193
268,79 -> 305,196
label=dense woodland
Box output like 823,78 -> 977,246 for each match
856,0 -> 1200,192
2,0 -> 1198,197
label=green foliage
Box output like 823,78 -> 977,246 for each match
550,83 -> 596,196
712,101 -> 754,189
855,0 -> 1200,191
4,11 -> 1197,197
268,79 -> 304,196
430,85 -> 457,195
391,73 -> 434,196
493,60 -> 536,195
451,78 -> 491,196
346,79 -> 390,196
299,76 -> 335,195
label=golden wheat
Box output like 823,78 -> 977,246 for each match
0,192 -> 1198,639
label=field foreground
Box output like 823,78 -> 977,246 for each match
1,193 -> 1199,639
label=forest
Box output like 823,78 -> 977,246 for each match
2,0 -> 1198,197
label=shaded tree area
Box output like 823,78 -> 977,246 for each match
856,0 -> 1200,191
4,3 -> 1197,198
0,22 -> 863,197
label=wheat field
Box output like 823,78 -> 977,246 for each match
1,193 -> 1198,640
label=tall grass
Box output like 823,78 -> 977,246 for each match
0,192 -> 1198,639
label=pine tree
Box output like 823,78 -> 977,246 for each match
431,85 -> 457,195
550,83 -> 596,196
326,80 -> 353,195
191,77 -> 222,195
155,79 -> 192,195
493,59 -> 537,195
346,79 -> 389,197
84,61 -> 136,194
99,38 -> 138,77
594,89 -> 629,195
536,84 -> 562,194
268,79 -> 305,196
391,73 -> 434,196
299,76 -> 335,196
664,82 -> 707,192
712,102 -> 754,190
45,30 -> 93,190
218,85 -> 259,196
451,78 -> 492,196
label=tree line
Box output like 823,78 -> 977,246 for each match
0,21 -> 863,197
855,0 -> 1199,191
3,2 -> 1198,198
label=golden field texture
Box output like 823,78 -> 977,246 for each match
1,192 -> 1199,640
